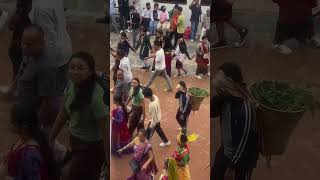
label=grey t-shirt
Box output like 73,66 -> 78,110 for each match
16,50 -> 58,109
114,79 -> 130,98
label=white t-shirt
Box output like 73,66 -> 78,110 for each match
174,45 -> 186,63
142,8 -> 152,18
149,95 -> 161,126
119,57 -> 133,84
30,0 -> 72,67
155,48 -> 166,70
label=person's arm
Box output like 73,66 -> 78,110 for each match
147,38 -> 152,50
126,95 -> 132,107
211,96 -> 222,118
125,39 -> 134,51
118,139 -> 135,153
141,150 -> 153,171
141,97 -> 147,120
50,107 -> 68,144
189,1 -> 194,9
230,104 -> 253,167
100,119 -> 109,162
135,38 -> 141,50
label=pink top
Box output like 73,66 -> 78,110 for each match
159,11 -> 169,22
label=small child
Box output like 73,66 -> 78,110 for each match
118,31 -> 135,57
195,35 -> 210,79
135,26 -> 152,70
172,38 -> 192,77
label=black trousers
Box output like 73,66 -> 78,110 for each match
176,107 -> 191,129
212,147 -> 252,180
274,19 -> 314,44
174,33 -> 184,49
119,10 -> 129,30
146,122 -> 169,143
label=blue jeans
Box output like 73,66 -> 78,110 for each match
191,20 -> 200,40
149,21 -> 159,35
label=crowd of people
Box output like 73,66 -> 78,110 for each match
110,1 -> 211,179
0,0 -> 109,180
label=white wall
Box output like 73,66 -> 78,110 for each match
139,0 -> 210,26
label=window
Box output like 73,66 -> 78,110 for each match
153,0 -> 187,4
200,0 -> 211,6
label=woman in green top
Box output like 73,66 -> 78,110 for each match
126,77 -> 146,136
49,52 -> 108,180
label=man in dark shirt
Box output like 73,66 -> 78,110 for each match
7,25 -> 59,130
189,0 -> 202,42
211,62 -> 259,180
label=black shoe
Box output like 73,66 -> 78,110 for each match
235,28 -> 248,47
211,41 -> 228,50
140,66 -> 147,69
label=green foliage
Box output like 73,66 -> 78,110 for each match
251,81 -> 314,111
189,87 -> 209,97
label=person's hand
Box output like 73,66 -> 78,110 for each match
141,164 -> 148,172
117,148 -> 124,154
110,88 -> 114,94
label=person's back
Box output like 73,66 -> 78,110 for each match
131,11 -> 141,29
155,48 -> 165,70
149,95 -> 161,125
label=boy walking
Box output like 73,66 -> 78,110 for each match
143,87 -> 171,147
145,41 -> 173,92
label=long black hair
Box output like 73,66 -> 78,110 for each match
113,95 -> 128,121
131,77 -> 142,98
69,51 -> 105,112
11,105 -> 60,180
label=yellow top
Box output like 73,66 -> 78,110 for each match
176,15 -> 186,34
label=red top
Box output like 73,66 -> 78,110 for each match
275,0 -> 317,23
6,144 -> 48,180
171,14 -> 179,31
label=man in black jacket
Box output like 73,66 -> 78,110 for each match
211,62 -> 259,180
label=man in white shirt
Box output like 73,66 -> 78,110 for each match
30,0 -> 72,93
145,41 -> 173,92
143,87 -> 170,147
141,2 -> 152,31
118,49 -> 133,84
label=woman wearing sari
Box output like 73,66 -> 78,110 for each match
118,129 -> 158,180
111,95 -> 132,156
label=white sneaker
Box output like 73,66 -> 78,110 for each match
190,39 -> 194,42
0,10 -> 9,31
159,141 -> 171,147
272,44 -> 293,55
196,75 -> 202,79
